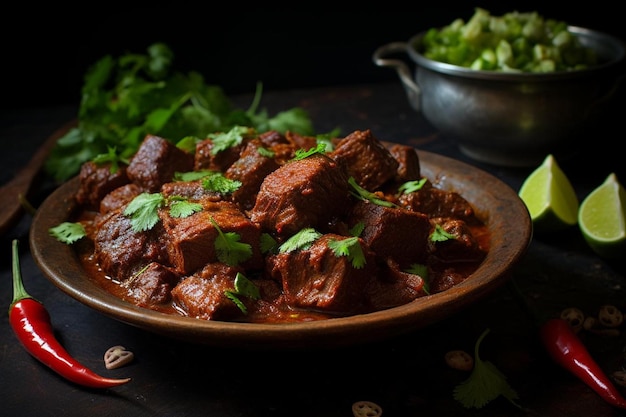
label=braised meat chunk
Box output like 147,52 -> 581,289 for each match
266,233 -> 378,316
75,161 -> 130,211
331,129 -> 399,191
127,134 -> 194,192
249,153 -> 351,237
94,208 -> 169,281
123,262 -> 181,307
161,199 -> 263,275
350,200 -> 431,268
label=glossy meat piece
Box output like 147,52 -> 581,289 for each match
225,140 -> 281,211
266,233 -> 378,315
366,259 -> 428,311
161,199 -> 263,275
171,262 -> 246,320
75,161 -> 130,211
398,180 -> 477,222
249,154 -> 350,237
331,129 -> 399,190
194,138 -> 243,172
350,200 -> 431,268
428,217 -> 487,263
99,183 -> 141,215
127,135 -> 194,192
387,143 -> 421,182
160,179 -> 223,201
123,262 -> 181,307
94,208 -> 169,281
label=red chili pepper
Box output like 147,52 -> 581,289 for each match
509,279 -> 626,409
9,239 -> 131,389
540,318 -> 626,409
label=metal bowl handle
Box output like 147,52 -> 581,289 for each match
372,42 -> 421,111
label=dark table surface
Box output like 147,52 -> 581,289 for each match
2,81 -> 626,417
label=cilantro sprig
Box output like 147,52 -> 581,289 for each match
210,217 -> 253,266
348,177 -> 397,208
453,328 -> 520,409
224,272 -> 260,314
44,43 -> 315,183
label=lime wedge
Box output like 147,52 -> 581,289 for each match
578,173 -> 626,259
518,154 -> 579,233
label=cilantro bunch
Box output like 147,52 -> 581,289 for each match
44,43 -> 314,183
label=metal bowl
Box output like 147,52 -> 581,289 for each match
373,26 -> 626,167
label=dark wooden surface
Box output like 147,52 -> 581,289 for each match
2,82 -> 626,417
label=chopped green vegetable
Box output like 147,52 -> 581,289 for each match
48,222 -> 86,244
422,8 -> 597,73
44,43 -> 315,183
453,328 -> 520,409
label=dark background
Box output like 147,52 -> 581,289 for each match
4,2 -> 625,110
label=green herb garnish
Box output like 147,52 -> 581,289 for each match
44,43 -> 315,183
48,222 -> 87,244
224,272 -> 261,314
430,224 -> 457,242
348,177 -> 397,208
453,328 -> 520,409
210,217 -> 253,266
327,236 -> 367,269
279,228 -> 322,253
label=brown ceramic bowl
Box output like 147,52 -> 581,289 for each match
29,148 -> 532,350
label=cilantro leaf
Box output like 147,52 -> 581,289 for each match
169,199 -> 203,218
406,263 -> 430,294
260,233 -> 278,254
293,143 -> 327,161
279,228 -> 322,253
210,217 -> 253,266
207,125 -> 252,155
327,236 -> 367,269
49,222 -> 86,244
224,272 -> 261,314
201,173 -> 241,194
430,224 -> 457,242
123,193 -> 166,232
44,43 -> 315,183
453,328 -> 520,409
348,177 -> 397,208
398,178 -> 428,194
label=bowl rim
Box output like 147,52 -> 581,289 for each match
29,148 -> 533,350
407,25 -> 626,81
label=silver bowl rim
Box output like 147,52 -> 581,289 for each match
407,26 -> 626,81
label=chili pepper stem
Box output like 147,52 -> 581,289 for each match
10,239 -> 131,389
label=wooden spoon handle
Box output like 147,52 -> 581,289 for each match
0,120 -> 74,236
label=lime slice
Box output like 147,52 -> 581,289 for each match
518,154 -> 579,233
578,173 -> 626,259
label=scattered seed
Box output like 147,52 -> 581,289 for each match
104,345 -> 135,370
444,350 -> 474,371
352,400 -> 383,417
